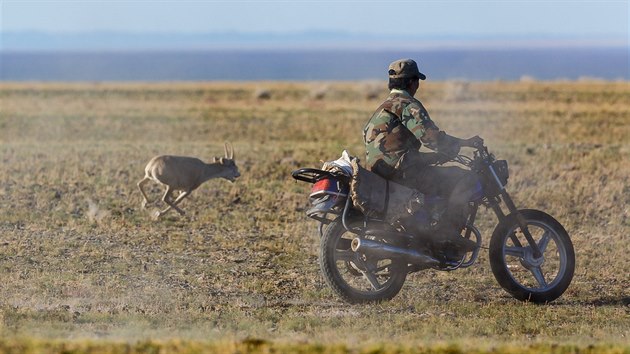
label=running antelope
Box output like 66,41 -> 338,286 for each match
138,143 -> 240,218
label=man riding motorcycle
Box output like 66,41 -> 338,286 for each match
363,58 -> 483,256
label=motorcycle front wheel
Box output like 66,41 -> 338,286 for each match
320,218 -> 407,303
489,209 -> 575,303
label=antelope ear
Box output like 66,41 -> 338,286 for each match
219,157 -> 225,164
213,157 -> 218,163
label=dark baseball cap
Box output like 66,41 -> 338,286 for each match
388,59 -> 426,80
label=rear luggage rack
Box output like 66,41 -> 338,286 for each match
291,168 -> 339,183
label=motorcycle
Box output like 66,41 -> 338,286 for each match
291,144 -> 575,304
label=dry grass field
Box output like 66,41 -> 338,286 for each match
0,80 -> 628,353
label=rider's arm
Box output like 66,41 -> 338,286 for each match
400,103 -> 453,151
420,127 -> 440,149
401,102 -> 439,146
430,131 -> 484,159
403,102 -> 483,155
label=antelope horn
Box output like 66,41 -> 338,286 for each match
224,142 -> 234,159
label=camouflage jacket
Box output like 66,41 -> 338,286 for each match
363,89 -> 438,176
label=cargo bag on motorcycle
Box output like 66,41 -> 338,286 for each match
349,159 -> 424,223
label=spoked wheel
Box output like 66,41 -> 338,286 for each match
320,219 -> 407,303
490,209 -> 575,303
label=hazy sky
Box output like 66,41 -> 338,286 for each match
2,0 -> 628,38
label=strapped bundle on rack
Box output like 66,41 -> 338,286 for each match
349,159 -> 424,223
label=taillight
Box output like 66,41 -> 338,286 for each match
309,177 -> 348,199
306,177 -> 349,216
311,178 -> 332,195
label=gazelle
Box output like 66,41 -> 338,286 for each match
137,143 -> 240,218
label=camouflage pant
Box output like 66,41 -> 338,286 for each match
390,151 -> 479,232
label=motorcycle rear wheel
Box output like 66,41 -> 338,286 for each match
489,209 -> 575,303
320,219 -> 407,303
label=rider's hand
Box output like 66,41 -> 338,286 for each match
464,136 -> 484,148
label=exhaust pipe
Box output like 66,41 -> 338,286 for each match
351,238 -> 440,267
